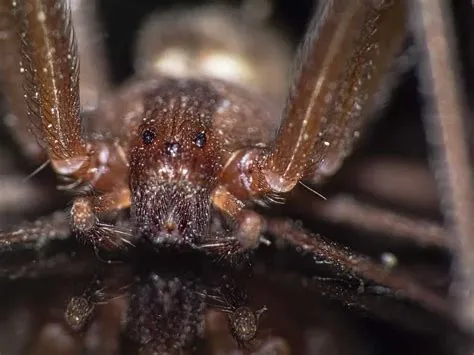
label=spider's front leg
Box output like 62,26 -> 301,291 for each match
10,0 -> 131,248
214,0 -> 407,245
0,0 -> 109,161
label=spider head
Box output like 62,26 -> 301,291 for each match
129,79 -> 225,245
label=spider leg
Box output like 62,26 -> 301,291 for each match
293,192 -> 450,251
258,0 -> 407,192
213,1 -> 408,248
258,217 -> 470,338
411,0 -> 474,333
70,0 -> 110,113
0,1 -> 44,160
340,157 -> 439,213
0,187 -> 133,256
0,211 -> 70,253
5,0 -> 139,249
264,218 -> 453,326
0,212 -> 94,279
12,0 -> 128,192
0,0 -> 110,162
264,268 -> 458,338
15,0 -> 85,168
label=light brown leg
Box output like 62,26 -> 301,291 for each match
14,0 -> 128,192
5,0 -> 136,253
216,1 -> 408,248
0,0 -> 111,162
0,1 -> 44,160
260,0 -> 407,192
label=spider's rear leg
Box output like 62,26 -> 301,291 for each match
264,218 -> 448,315
293,192 -> 450,251
262,217 -> 462,335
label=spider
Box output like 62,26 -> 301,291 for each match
0,0 -> 473,353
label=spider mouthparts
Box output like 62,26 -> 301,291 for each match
131,182 -> 211,245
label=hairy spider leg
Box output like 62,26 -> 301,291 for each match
12,0 -> 131,248
15,0 -> 129,190
213,0 -> 407,245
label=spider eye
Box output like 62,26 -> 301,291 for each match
142,129 -> 156,145
193,132 -> 206,148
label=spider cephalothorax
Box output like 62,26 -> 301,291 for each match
129,79 -> 226,243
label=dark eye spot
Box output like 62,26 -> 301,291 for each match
194,132 -> 206,148
142,129 -> 156,145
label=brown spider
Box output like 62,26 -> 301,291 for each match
0,0 -> 473,353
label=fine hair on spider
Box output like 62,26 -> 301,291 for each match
1,0 -> 474,354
